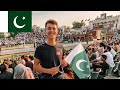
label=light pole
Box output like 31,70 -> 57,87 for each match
23,33 -> 25,48
61,27 -> 64,42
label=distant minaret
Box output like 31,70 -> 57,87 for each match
101,11 -> 106,19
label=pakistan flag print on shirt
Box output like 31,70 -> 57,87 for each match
8,11 -> 32,32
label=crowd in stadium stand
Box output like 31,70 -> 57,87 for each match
0,38 -> 120,79
0,29 -> 90,48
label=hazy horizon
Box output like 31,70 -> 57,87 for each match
32,11 -> 120,28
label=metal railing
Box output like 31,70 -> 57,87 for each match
0,51 -> 34,64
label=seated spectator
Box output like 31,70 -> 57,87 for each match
13,64 -> 34,79
0,64 -> 13,79
114,42 -> 119,52
92,55 -> 109,76
21,55 -> 26,65
89,48 -> 99,61
62,65 -> 75,79
29,55 -> 34,64
103,46 -> 115,67
11,60 -> 18,70
24,56 -> 33,71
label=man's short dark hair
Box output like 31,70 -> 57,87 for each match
100,42 -> 105,47
21,55 -> 24,59
101,55 -> 107,60
29,55 -> 34,60
45,19 -> 58,28
107,46 -> 111,51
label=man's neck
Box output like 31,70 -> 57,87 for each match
47,39 -> 56,46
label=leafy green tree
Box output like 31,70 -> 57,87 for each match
72,21 -> 85,29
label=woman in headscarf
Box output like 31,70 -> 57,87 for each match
13,64 -> 35,79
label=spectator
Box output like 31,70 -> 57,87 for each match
103,46 -> 115,67
92,55 -> 109,76
0,64 -> 13,79
21,55 -> 25,65
13,64 -> 34,79
114,42 -> 119,52
29,55 -> 34,64
24,56 -> 33,71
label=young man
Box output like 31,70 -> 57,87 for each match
92,55 -> 109,76
103,46 -> 115,67
34,19 -> 68,79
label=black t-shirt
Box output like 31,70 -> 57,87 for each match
34,43 -> 65,69
100,62 -> 109,75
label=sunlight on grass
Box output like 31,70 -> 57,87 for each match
64,46 -> 75,50
2,44 -> 33,50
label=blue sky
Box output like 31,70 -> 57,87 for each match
32,11 -> 120,28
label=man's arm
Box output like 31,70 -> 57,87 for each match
33,58 -> 59,76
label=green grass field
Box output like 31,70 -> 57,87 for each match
2,44 -> 33,50
64,46 -> 75,50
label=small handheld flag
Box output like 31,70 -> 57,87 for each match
65,43 -> 90,79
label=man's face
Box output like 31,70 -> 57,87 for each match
45,23 -> 58,39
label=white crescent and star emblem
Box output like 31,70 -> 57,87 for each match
13,16 -> 26,29
76,60 -> 88,71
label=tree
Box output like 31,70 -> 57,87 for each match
32,25 -> 40,30
72,21 -> 85,29
61,25 -> 70,32
32,25 -> 37,30
0,33 -> 4,39
36,26 -> 40,30
81,22 -> 85,26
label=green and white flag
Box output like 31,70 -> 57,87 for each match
0,11 -> 32,32
65,43 -> 90,79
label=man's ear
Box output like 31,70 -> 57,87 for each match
45,28 -> 47,34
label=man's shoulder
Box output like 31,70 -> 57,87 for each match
104,51 -> 109,54
36,43 -> 47,49
3,71 -> 13,75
